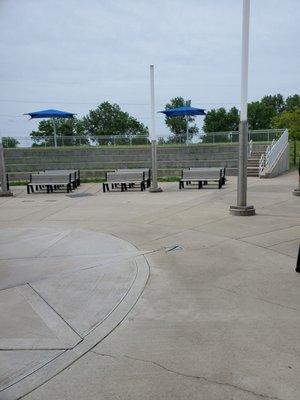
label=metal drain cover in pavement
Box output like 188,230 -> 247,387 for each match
67,193 -> 95,198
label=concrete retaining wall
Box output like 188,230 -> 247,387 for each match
3,143 -> 266,180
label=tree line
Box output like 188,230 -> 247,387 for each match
2,93 -> 299,147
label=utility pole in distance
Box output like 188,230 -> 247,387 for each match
230,0 -> 255,216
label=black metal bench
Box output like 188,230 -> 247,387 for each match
27,173 -> 73,194
103,171 -> 146,192
115,169 -> 151,188
43,169 -> 80,188
179,169 -> 223,189
189,167 -> 226,185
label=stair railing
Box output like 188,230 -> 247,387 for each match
259,130 -> 288,176
259,154 -> 266,176
248,140 -> 253,157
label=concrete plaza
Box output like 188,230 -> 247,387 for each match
0,171 -> 299,400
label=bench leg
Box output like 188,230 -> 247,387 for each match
198,181 -> 203,189
121,183 -> 124,192
27,185 -> 30,194
218,179 -> 222,189
102,183 -> 106,193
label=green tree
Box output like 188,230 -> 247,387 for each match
82,102 -> 148,145
30,118 -> 89,147
2,136 -> 19,148
203,107 -> 239,132
202,107 -> 239,143
261,94 -> 285,113
272,107 -> 300,140
247,101 -> 277,130
285,94 -> 300,111
164,97 -> 199,143
273,107 -> 300,165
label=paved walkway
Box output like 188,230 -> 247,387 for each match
0,172 -> 299,400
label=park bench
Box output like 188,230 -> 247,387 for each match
115,168 -> 151,188
43,169 -> 80,188
189,167 -> 226,185
103,171 -> 146,192
27,173 -> 73,194
179,168 -> 223,189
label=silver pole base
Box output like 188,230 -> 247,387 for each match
0,190 -> 13,197
149,187 -> 163,193
293,189 -> 300,196
229,205 -> 255,216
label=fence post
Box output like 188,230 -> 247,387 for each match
0,143 -> 13,197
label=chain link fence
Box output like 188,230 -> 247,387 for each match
1,129 -> 285,148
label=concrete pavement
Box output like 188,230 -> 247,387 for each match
0,172 -> 299,400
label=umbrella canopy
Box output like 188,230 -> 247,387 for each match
24,109 -> 76,119
159,106 -> 206,118
24,109 -> 76,148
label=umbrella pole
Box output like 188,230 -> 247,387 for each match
186,116 -> 189,145
52,118 -> 58,148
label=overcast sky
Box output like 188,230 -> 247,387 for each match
0,0 -> 299,138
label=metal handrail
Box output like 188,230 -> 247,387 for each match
265,130 -> 288,168
259,130 -> 288,176
259,154 -> 266,176
248,139 -> 253,156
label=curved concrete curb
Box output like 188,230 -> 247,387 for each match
0,255 -> 149,400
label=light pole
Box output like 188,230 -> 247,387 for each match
149,65 -> 162,193
230,0 -> 255,216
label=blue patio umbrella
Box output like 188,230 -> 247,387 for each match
24,109 -> 76,148
159,106 -> 206,143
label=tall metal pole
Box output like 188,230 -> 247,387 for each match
230,0 -> 255,216
0,143 -> 13,197
186,116 -> 189,145
52,118 -> 58,148
149,65 -> 162,193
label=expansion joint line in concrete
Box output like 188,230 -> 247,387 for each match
27,283 -> 83,339
215,286 -> 300,312
0,255 -> 150,400
92,351 -> 283,400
